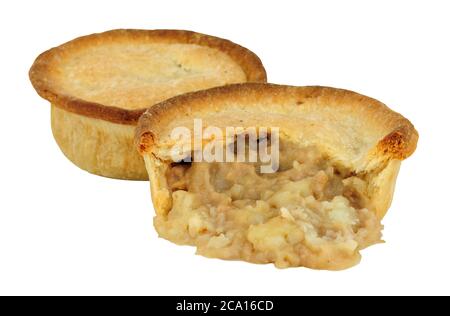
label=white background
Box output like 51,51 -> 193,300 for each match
0,0 -> 449,296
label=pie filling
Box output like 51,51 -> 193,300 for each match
155,144 -> 382,270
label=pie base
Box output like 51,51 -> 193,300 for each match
52,106 -> 147,180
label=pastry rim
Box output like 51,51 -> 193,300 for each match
29,29 -> 267,125
136,83 -> 418,162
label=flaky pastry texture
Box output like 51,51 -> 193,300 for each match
30,29 -> 267,125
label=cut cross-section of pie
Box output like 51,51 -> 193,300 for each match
29,29 -> 266,180
136,83 -> 418,270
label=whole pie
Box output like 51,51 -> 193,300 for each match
29,29 -> 266,180
135,83 -> 418,270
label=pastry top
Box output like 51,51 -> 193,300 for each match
29,29 -> 267,124
136,83 -> 418,172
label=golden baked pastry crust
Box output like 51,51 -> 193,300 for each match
29,29 -> 267,125
137,83 -> 417,163
51,106 -> 148,180
136,83 -> 418,269
29,29 -> 266,179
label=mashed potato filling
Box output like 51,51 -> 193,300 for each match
155,145 -> 382,270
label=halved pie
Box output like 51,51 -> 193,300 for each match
29,29 -> 266,180
136,83 -> 418,270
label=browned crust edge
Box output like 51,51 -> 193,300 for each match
29,29 -> 267,125
136,83 -> 418,161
